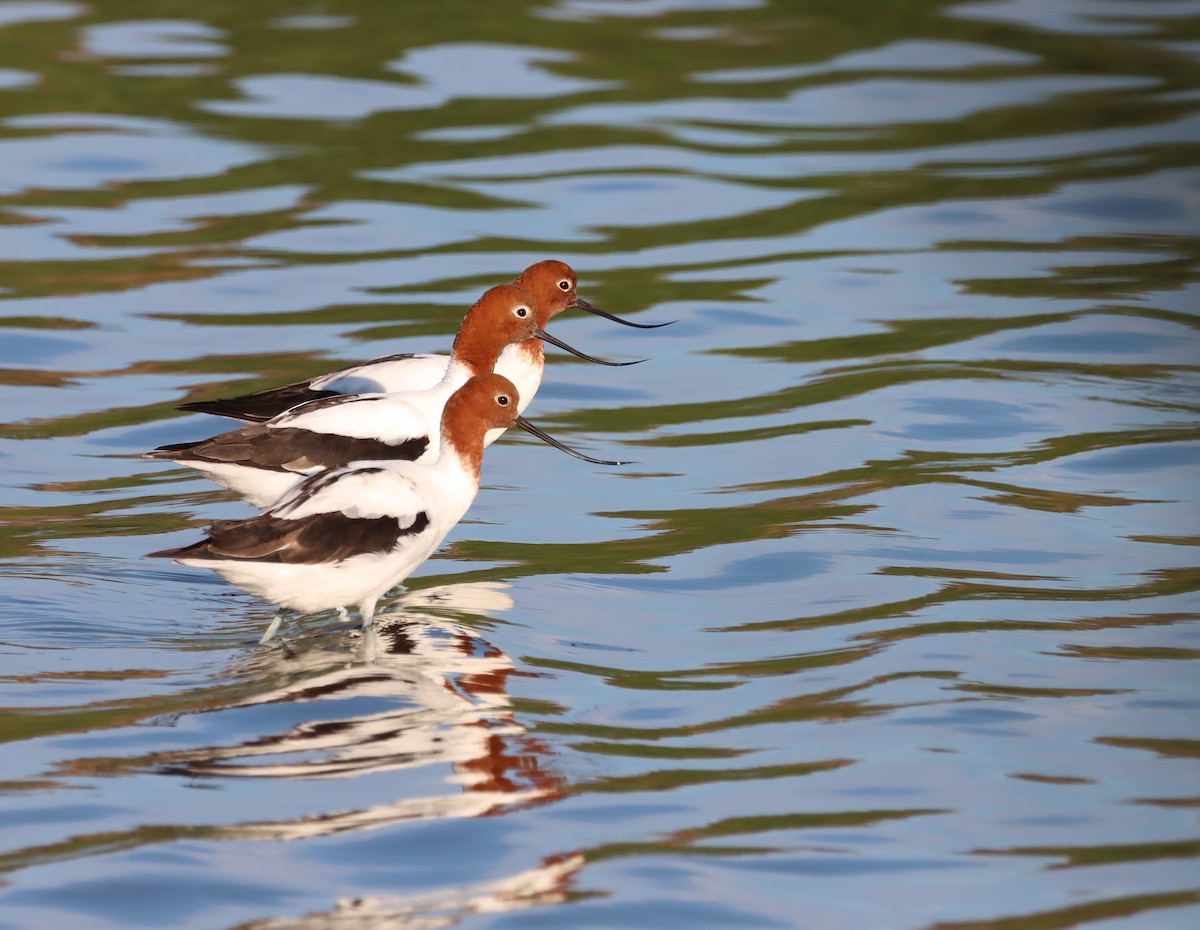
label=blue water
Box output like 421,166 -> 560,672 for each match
2,1 -> 1199,928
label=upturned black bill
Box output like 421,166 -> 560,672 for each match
515,416 -> 633,466
535,327 -> 646,367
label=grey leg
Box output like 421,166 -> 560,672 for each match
259,611 -> 286,645
359,597 -> 379,631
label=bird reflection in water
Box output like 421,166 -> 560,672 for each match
144,582 -> 565,837
232,853 -> 586,930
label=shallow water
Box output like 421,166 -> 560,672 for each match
1,1 -> 1199,928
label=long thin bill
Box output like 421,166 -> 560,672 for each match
535,328 -> 646,367
514,416 -> 633,466
574,296 -> 675,329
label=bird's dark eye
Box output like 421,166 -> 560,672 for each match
558,280 -> 570,291
516,306 -> 529,318
497,394 -> 511,406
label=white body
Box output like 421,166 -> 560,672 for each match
178,454 -> 479,619
185,459 -> 301,509
312,343 -> 541,422
185,352 -> 538,508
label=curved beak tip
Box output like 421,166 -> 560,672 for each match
536,329 -> 644,367
514,416 -> 630,467
574,298 -> 674,330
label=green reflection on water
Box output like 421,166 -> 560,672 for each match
929,889 -> 1200,930
1,0 -> 1198,927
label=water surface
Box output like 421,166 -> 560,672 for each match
1,1 -> 1199,928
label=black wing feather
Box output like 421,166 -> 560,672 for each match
177,354 -> 430,422
147,425 -> 429,472
149,511 -> 432,564
178,383 -> 338,422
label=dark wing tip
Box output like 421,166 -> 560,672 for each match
177,400 -> 222,415
145,442 -> 195,460
146,542 -> 197,559
177,400 -> 274,422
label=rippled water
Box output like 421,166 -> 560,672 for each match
2,1 -> 1199,928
